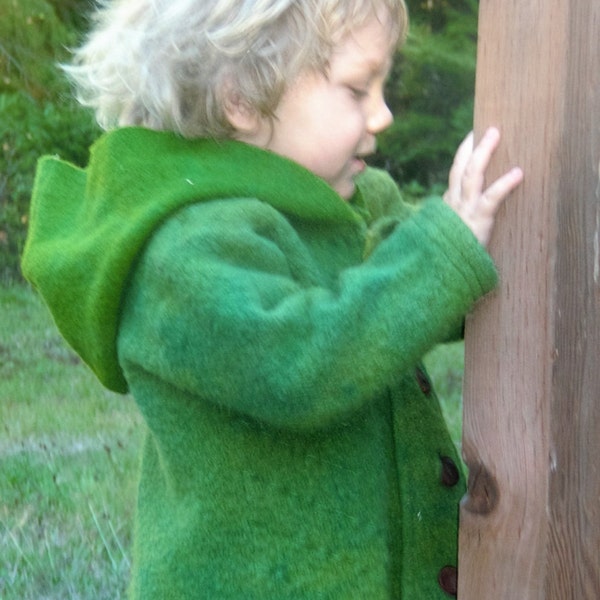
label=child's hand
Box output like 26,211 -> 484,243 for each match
443,127 -> 523,247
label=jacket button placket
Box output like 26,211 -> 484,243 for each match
414,366 -> 460,597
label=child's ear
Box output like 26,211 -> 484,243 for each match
222,85 -> 262,136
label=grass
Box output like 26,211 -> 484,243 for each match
0,283 -> 465,598
424,340 -> 465,448
0,284 -> 143,599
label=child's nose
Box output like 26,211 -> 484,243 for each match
367,97 -> 393,134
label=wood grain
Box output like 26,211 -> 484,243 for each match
459,1 -> 600,598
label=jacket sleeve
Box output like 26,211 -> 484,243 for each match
117,195 -> 496,430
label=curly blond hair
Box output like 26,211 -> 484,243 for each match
65,0 -> 408,137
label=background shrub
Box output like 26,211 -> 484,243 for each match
0,0 -> 99,282
0,92 -> 99,282
374,0 -> 479,185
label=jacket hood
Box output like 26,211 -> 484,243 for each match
22,127 -> 363,393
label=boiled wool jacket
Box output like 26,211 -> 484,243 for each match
22,127 -> 497,599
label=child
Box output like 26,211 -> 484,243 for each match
22,0 -> 523,597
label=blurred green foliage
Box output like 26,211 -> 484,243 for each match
0,0 -> 478,281
375,0 -> 479,185
0,0 -> 99,282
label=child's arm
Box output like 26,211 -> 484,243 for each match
443,127 -> 523,247
118,193 -> 496,431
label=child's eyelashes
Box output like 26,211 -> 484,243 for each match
347,86 -> 369,100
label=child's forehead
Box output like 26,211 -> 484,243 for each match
333,15 -> 401,58
331,16 -> 397,71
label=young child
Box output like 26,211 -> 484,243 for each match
22,0 -> 523,597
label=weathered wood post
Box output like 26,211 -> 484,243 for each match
459,1 -> 600,598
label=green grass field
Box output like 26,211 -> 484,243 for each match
0,283 -> 464,599
0,285 -> 143,599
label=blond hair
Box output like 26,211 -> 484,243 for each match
66,0 -> 408,137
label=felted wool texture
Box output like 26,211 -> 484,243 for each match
22,127 -> 497,598
22,127 -> 362,393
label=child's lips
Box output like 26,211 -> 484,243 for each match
353,146 -> 374,173
352,157 -> 367,173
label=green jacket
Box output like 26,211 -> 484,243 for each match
22,127 -> 497,599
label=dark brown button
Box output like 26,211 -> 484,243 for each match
438,565 -> 458,597
440,455 -> 460,487
415,366 -> 431,395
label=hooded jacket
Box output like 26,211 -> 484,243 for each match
22,127 -> 496,599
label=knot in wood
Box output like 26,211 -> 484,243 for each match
462,461 -> 499,515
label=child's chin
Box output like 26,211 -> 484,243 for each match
335,180 -> 357,200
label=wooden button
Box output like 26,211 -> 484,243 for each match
438,565 -> 458,597
440,455 -> 460,487
415,366 -> 431,395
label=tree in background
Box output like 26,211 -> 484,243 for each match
0,0 -> 479,281
375,0 -> 479,192
0,0 -> 99,282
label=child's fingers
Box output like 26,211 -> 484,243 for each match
459,127 -> 501,203
447,132 -> 474,204
444,127 -> 523,246
481,167 -> 524,216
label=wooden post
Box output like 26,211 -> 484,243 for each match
459,1 -> 600,598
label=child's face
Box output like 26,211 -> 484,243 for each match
238,15 -> 395,199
